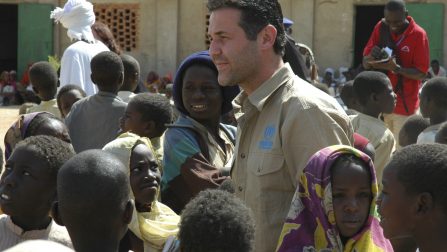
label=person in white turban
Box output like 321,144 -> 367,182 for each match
51,0 -> 109,96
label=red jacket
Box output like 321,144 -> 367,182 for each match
363,16 -> 430,115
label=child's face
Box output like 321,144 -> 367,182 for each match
129,143 -> 161,209
377,166 -> 415,240
182,65 -> 223,122
120,103 -> 148,137
0,145 -> 56,218
377,81 -> 397,114
332,159 -> 372,239
59,90 -> 84,118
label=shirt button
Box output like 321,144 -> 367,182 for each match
238,186 -> 243,192
240,153 -> 246,159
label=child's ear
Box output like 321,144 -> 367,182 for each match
90,73 -> 97,84
145,121 -> 157,136
370,92 -> 378,102
51,201 -> 65,226
123,200 -> 134,225
415,192 -> 434,216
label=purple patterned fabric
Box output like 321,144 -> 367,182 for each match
276,145 -> 392,252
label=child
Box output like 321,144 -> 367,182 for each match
26,62 -> 62,118
118,54 -> 140,103
351,71 -> 396,182
398,114 -> 430,147
56,85 -> 87,118
103,133 -> 180,252
435,122 -> 447,144
417,77 -> 447,143
378,144 -> 447,252
52,150 -> 133,252
179,189 -> 255,252
0,135 -> 75,250
65,51 -> 127,153
120,93 -> 172,168
277,145 -> 392,251
4,112 -> 71,160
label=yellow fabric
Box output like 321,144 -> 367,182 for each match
26,99 -> 62,119
102,133 -> 179,251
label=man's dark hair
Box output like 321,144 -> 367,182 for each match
421,77 -> 447,109
15,135 -> 75,176
207,0 -> 286,55
91,51 -> 124,89
57,150 -> 130,231
340,80 -> 355,108
0,146 -> 3,174
120,54 -> 140,92
398,114 -> 430,146
179,189 -> 255,252
128,93 -> 173,136
385,0 -> 406,12
386,144 -> 447,212
353,71 -> 390,106
431,59 -> 440,65
29,61 -> 58,98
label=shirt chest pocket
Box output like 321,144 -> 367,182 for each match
248,151 -> 284,176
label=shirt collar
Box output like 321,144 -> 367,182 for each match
240,63 -> 294,111
6,215 -> 52,237
97,91 -> 122,100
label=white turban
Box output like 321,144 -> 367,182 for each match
50,0 -> 95,42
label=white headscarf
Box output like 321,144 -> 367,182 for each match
50,0 -> 95,42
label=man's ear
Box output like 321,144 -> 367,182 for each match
51,201 -> 65,226
123,200 -> 134,225
258,24 -> 277,51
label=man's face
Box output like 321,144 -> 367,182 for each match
431,62 -> 440,73
208,8 -> 260,88
384,10 -> 407,34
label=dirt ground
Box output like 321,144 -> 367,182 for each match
0,106 -> 20,154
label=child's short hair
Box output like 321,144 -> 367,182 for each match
25,112 -> 65,138
0,146 -> 3,174
179,189 -> 255,252
57,149 -> 130,225
420,77 -> 447,109
398,114 -> 430,146
120,54 -> 140,91
15,135 -> 75,175
435,122 -> 447,144
90,51 -> 124,88
340,80 -> 355,108
386,144 -> 447,212
56,84 -> 87,105
353,71 -> 390,106
128,93 -> 173,135
29,61 -> 58,93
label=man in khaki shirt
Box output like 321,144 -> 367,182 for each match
207,1 -> 353,251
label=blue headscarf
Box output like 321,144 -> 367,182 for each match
173,51 -> 240,116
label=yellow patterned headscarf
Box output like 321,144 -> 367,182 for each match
103,132 -> 180,250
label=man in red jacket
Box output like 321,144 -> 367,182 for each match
363,0 -> 429,148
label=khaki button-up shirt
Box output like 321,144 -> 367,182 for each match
232,64 -> 353,252
350,112 -> 395,183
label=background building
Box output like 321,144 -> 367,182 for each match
0,0 -> 444,81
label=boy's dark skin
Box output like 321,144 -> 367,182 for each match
355,74 -> 396,118
419,86 -> 447,126
52,150 -> 133,252
0,145 -> 54,231
90,51 -> 124,94
29,62 -> 58,101
120,54 -> 140,92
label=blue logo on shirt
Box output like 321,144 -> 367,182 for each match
259,125 -> 275,150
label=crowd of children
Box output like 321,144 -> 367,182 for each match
2,0 -> 447,251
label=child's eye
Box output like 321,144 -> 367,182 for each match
131,167 -> 141,173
